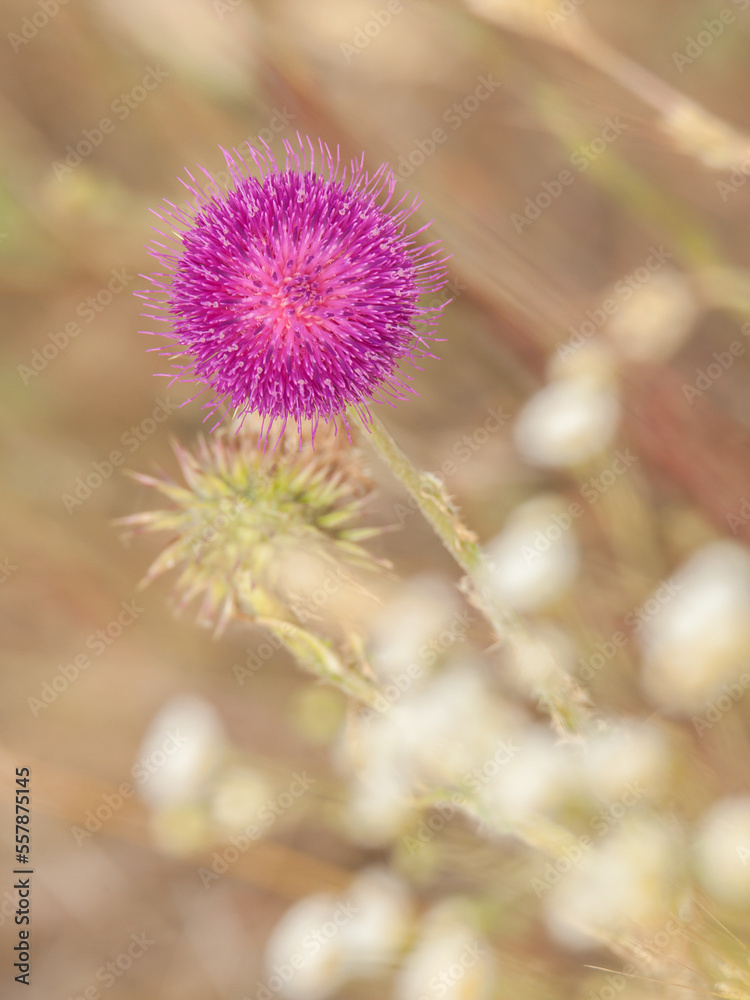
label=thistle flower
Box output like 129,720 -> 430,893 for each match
142,136 -> 449,437
119,420 -> 385,632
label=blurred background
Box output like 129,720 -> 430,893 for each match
4,0 -> 750,997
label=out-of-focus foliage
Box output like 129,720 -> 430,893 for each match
4,1 -> 750,998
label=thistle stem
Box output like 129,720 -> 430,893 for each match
256,616 -> 385,711
349,407 -> 593,737
350,407 -> 517,629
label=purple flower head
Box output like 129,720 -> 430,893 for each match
142,135 -> 450,440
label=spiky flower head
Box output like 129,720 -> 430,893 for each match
142,135 -> 450,438
119,421 -> 386,633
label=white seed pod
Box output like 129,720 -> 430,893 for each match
543,820 -> 680,949
135,694 -> 226,807
604,268 -> 698,364
264,894 -> 350,1000
639,541 -> 750,711
514,377 -> 620,469
395,902 -> 495,1000
694,796 -> 750,905
485,495 -> 580,611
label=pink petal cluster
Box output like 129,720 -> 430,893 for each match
141,136 -> 450,438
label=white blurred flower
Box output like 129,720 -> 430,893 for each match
135,694 -> 226,807
264,894 -> 350,1000
479,724 -> 572,826
262,871 -> 409,996
391,662 -> 518,783
341,663 -> 521,846
694,797 -> 750,905
513,377 -> 620,469
340,867 -> 413,973
544,820 -> 680,949
604,268 -> 698,364
486,495 -> 580,611
209,765 -> 271,833
639,542 -> 750,711
345,765 -> 413,848
395,901 -> 495,1000
579,722 -> 669,802
368,574 -> 461,683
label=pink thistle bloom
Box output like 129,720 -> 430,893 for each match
141,135 -> 450,440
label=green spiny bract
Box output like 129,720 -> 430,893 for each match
120,420 -> 387,632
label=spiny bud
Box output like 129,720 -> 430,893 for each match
119,419 -> 387,633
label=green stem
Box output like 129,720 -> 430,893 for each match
350,407 -> 592,737
349,407 -> 519,632
258,616 -> 384,711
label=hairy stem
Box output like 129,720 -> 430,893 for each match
350,407 -> 593,737
258,616 -> 384,711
